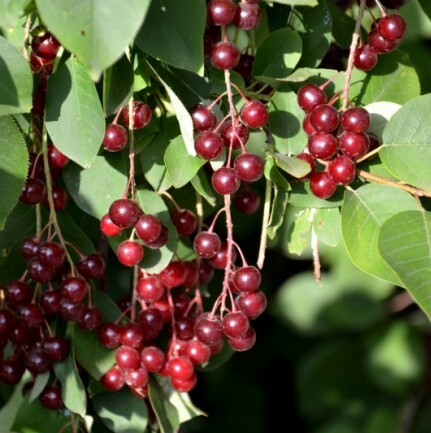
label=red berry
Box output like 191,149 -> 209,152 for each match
186,340 -> 211,365
194,131 -> 224,160
48,144 -> 69,169
103,124 -> 128,152
31,33 -> 60,59
354,44 -> 378,71
20,178 -> 46,205
328,155 -> 356,185
222,311 -> 249,339
135,214 -> 162,243
37,241 -> 65,269
228,326 -> 256,351
233,266 -> 261,293
167,356 -> 194,381
207,0 -> 237,26
220,121 -> 249,148
235,291 -> 267,320
116,345 -> 141,370
136,276 -> 164,302
98,322 -> 121,349
211,41 -> 241,70
209,241 -> 237,269
117,241 -> 144,267
340,107 -> 370,133
233,3 -> 261,30
189,104 -> 217,132
39,385 -> 63,410
61,276 -> 89,303
101,366 -> 125,391
172,209 -> 197,236
234,188 -> 261,214
124,368 -> 149,389
307,133 -> 338,160
171,372 -> 197,392
121,102 -> 152,129
77,254 -> 106,279
109,199 -> 141,228
309,104 -> 339,133
297,84 -> 327,112
309,171 -> 337,199
338,131 -> 370,160
212,167 -> 240,195
193,231 -> 222,259
368,28 -> 399,54
195,315 -> 224,345
100,213 -> 123,237
233,153 -> 264,182
140,346 -> 166,373
77,307 -> 102,330
377,14 -> 406,42
159,261 -> 187,289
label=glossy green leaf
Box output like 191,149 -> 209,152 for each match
0,0 -> 31,28
271,152 -> 311,178
191,170 -> 217,207
291,3 -> 332,68
63,153 -> 127,219
148,377 -> 180,433
93,388 -> 148,433
103,55 -> 134,116
359,51 -> 421,106
365,321 -> 425,394
267,186 -> 288,239
365,101 -> 401,142
45,57 -> 105,168
72,324 -> 116,380
136,189 -> 178,273
379,210 -> 431,319
136,0 -> 206,74
0,116 -> 28,230
341,184 -> 417,286
54,349 -> 87,417
253,29 -> 302,79
35,0 -> 151,80
0,36 -> 32,115
164,136 -> 206,188
268,84 -> 308,155
380,94 -> 431,192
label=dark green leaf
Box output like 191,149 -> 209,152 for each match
164,136 -> 206,188
148,377 -> 180,433
45,57 -> 105,168
264,156 -> 291,192
0,116 -> 28,229
103,55 -> 134,116
379,210 -> 431,319
253,28 -> 302,80
54,349 -> 87,417
136,0 -> 206,74
0,36 -> 32,115
418,0 -> 431,22
341,184 -> 417,286
268,186 -> 288,239
291,3 -> 332,68
93,289 -> 123,323
63,153 -> 127,219
93,388 -> 148,433
136,189 -> 178,273
35,0 -> 151,80
0,378 -> 26,432
72,324 -> 116,380
380,94 -> 431,192
323,0 -> 356,48
57,210 -> 95,255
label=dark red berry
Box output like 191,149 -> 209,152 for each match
297,84 -> 327,112
195,315 -> 224,345
220,120 -> 250,148
136,276 -> 164,302
159,261 -> 187,289
309,104 -> 339,133
20,236 -> 40,260
138,308 -> 164,341
228,326 -> 256,351
135,214 -> 162,243
109,199 -> 141,228
20,178 -> 46,205
31,33 -> 60,59
198,261 -> 215,285
236,291 -> 267,320
193,231 -> 222,259
233,153 -> 264,182
0,358 -> 25,386
309,171 -> 337,199
37,241 -> 66,269
116,345 -> 141,370
233,266 -> 261,293
61,276 -> 89,303
302,113 -> 317,136
124,368 -> 149,389
233,3 -> 261,30
140,346 -> 166,373
189,104 -> 217,132
122,102 -> 152,129
98,322 -> 121,349
207,0 -> 237,25
212,167 -> 240,195
48,144 -> 69,169
59,299 -> 84,321
24,349 -> 51,375
17,303 -> 45,328
377,14 -> 406,42
307,133 -> 338,160
194,131 -> 224,160
77,254 -> 106,279
144,224 -> 169,249
222,311 -> 249,339
100,213 -> 123,237
368,28 -> 399,54
103,124 -> 128,152
211,41 -> 241,70
42,185 -> 68,211
328,155 -> 356,185
77,307 -> 102,330
117,241 -> 144,267
354,44 -> 378,71
340,107 -> 371,133
40,290 -> 61,316
27,258 -> 55,283
186,340 -> 211,365
338,131 -> 370,160
380,0 -> 405,8
167,356 -> 194,381
39,385 -> 63,410
234,188 -> 261,214
171,372 -> 197,392
5,280 -> 32,308
209,241 -> 237,269
175,316 -> 196,341
42,336 -> 70,362
172,209 -> 197,236
101,366 -> 125,391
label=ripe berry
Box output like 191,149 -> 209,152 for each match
195,315 -> 224,345
209,241 -> 237,269
140,346 -> 166,373
116,346 -> 141,370
0,358 -> 25,386
61,276 -> 89,303
135,214 -> 162,243
340,107 -> 370,133
48,144 -> 69,169
377,14 -> 406,42
207,0 -> 237,26
31,33 -> 60,59
17,303 -> 45,328
189,104 -> 217,132
234,188 -> 261,214
198,261 -> 215,285
233,153 -> 264,182
136,276 -> 164,302
159,261 -> 187,289
171,372 -> 197,392
121,102 -> 152,129
109,199 -> 141,228
297,84 -> 327,112
167,356 -> 194,381
37,241 -> 66,269
20,236 -> 40,260
120,323 -> 144,348
24,349 -> 51,375
212,167 -> 240,195
103,124 -> 128,152
172,209 -> 197,236
307,133 -> 338,160
193,231 -> 222,259
100,213 -> 123,237
302,113 -> 317,136
101,366 -> 125,391
186,340 -> 211,365
194,131 -> 224,160
220,121 -> 250,148
354,44 -> 378,71
175,317 -> 196,341
27,258 -> 55,283
144,224 -> 169,249
77,307 -> 102,330
309,104 -> 339,133
20,178 -> 46,205
40,290 -> 61,316
98,322 -> 121,349
59,299 -> 84,322
228,326 -> 256,352
42,336 -> 70,362
124,368 -> 149,389
117,241 -> 144,267
5,280 -> 32,308
43,185 -> 68,211
39,385 -> 63,410
338,131 -> 370,160
309,171 -> 337,199
77,254 -> 106,279
211,41 -> 241,70
0,309 -> 14,337
138,308 -> 164,340
234,3 -> 261,30
222,311 -> 249,338
368,29 -> 399,54
328,155 -> 356,185
233,266 -> 261,293
235,291 -> 267,320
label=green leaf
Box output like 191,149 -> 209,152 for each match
365,101 -> 401,142
268,84 -> 308,155
271,152 -> 311,178
253,29 -> 302,79
45,57 -> 105,168
0,36 -> 32,115
0,377 -> 26,432
164,136 -> 206,188
341,184 -> 418,286
314,207 -> 341,247
168,391 -> 206,424
57,210 -> 95,255
54,349 -> 87,417
268,186 -> 288,239
93,388 -> 148,433
35,0 -> 151,81
103,55 -> 134,116
28,372 -> 50,403
289,180 -> 344,208
365,321 -> 425,394
380,94 -> 431,192
93,289 -> 124,322
271,0 -> 318,5
63,153 -> 127,219
359,51 -> 421,106
418,0 -> 431,21
136,189 -> 178,274
379,210 -> 431,319
264,156 -> 291,192
0,0 -> 31,28
136,0 -> 206,74
191,171 -> 217,207
72,324 -> 116,380
146,59 -> 195,155
286,207 -> 312,255
323,0 -> 356,49
0,116 -> 28,230
291,3 -> 332,68
148,377 -> 180,433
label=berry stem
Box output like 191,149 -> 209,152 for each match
127,98 -> 136,200
309,208 -> 322,286
130,265 -> 139,323
23,14 -> 32,61
342,0 -> 367,111
357,169 -> 431,198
